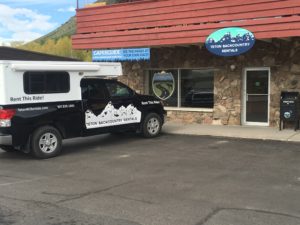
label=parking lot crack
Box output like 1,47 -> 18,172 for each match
105,193 -> 155,205
196,207 -> 220,225
0,195 -> 57,209
195,207 -> 300,225
0,174 -> 27,179
57,180 -> 134,203
42,192 -> 81,198
222,207 -> 300,220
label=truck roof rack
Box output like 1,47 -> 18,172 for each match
0,60 -> 122,77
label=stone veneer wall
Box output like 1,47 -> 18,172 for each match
166,111 -> 213,124
120,38 -> 300,127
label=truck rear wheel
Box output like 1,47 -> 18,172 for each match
142,113 -> 162,138
31,126 -> 62,159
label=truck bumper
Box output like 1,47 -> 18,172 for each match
0,135 -> 12,145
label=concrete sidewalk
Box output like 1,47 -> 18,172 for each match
163,121 -> 300,142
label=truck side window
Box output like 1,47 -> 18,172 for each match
81,82 -> 105,100
105,82 -> 133,98
24,71 -> 70,94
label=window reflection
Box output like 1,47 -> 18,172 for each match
148,69 -> 214,108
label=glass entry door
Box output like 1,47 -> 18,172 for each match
243,69 -> 270,125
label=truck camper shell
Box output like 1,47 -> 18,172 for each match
0,60 -> 122,105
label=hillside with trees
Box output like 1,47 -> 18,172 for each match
18,0 -> 136,61
18,16 -> 91,61
34,17 -> 76,45
19,36 -> 92,61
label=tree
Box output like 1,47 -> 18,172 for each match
18,36 -> 92,62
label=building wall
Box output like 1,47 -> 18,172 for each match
120,38 -> 300,126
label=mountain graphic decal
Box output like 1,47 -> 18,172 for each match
85,102 -> 142,129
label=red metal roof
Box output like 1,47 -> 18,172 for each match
72,0 -> 300,49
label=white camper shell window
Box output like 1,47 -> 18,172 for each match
24,71 -> 70,94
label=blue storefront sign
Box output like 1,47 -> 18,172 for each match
205,27 -> 255,57
92,48 -> 150,62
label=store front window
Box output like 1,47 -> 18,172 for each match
148,69 -> 214,108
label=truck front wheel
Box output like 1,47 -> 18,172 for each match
31,126 -> 62,159
142,113 -> 162,138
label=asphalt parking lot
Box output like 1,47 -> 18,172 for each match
0,133 -> 300,225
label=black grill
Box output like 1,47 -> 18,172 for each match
280,91 -> 300,130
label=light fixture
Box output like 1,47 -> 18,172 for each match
230,64 -> 236,71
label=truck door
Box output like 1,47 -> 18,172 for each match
81,79 -> 110,134
103,80 -> 142,131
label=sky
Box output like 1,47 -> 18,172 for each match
0,0 -> 77,45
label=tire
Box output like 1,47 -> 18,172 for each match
142,113 -> 162,138
31,126 -> 62,159
0,146 -> 15,152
